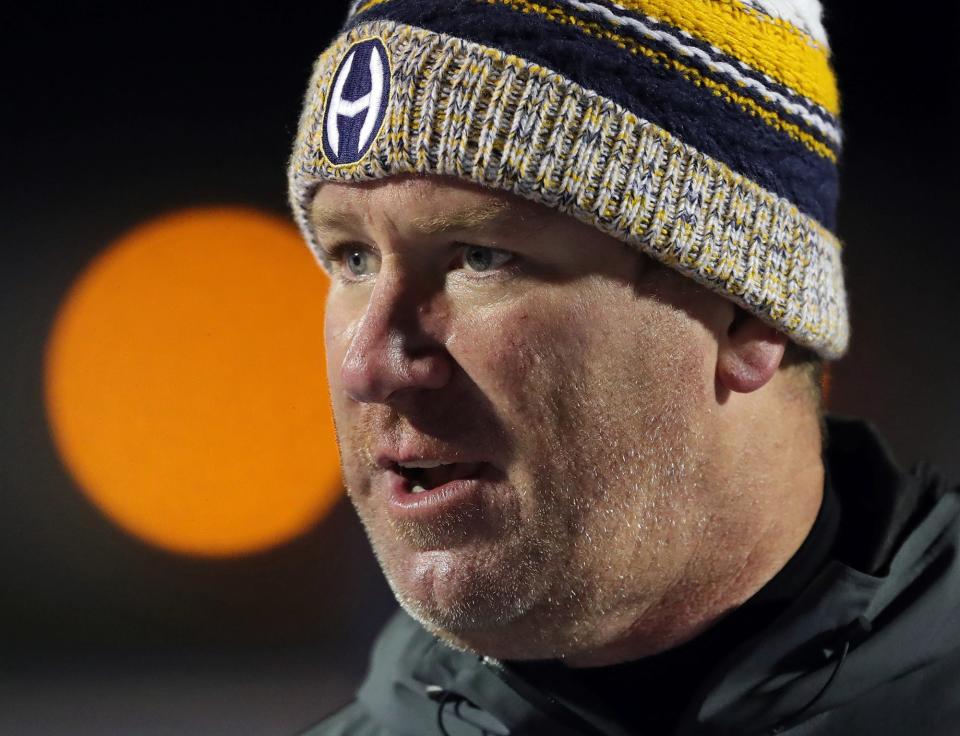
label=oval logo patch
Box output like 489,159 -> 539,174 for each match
322,39 -> 391,165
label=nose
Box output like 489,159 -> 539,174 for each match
339,273 -> 453,404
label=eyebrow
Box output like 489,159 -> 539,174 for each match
308,208 -> 356,235
409,201 -> 512,235
309,199 -> 543,237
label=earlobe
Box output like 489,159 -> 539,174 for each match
716,309 -> 788,394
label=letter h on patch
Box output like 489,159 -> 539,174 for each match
322,39 -> 391,166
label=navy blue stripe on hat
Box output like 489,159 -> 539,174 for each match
347,0 -> 839,228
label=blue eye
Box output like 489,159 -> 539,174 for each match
325,244 -> 379,281
463,245 -> 513,272
346,248 -> 371,276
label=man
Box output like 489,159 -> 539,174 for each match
287,1 -> 960,733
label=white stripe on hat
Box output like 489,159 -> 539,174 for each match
741,0 -> 828,47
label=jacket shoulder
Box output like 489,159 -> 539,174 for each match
299,610 -> 444,736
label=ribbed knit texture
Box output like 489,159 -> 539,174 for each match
288,2 -> 848,358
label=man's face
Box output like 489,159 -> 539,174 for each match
311,176 -> 727,660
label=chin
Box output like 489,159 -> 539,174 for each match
377,542 -> 546,638
377,543 -> 618,661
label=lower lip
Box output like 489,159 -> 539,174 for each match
384,469 -> 492,524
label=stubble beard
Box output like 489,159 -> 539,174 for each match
363,483 -> 563,640
346,376 -> 706,661
339,282 -> 711,660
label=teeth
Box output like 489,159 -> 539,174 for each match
398,460 -> 450,469
411,484 -> 429,494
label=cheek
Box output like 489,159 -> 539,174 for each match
449,296 -> 599,465
453,288 -> 715,442
454,299 -> 586,402
322,303 -> 364,476
323,300 -> 356,398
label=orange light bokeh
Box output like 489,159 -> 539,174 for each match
44,206 -> 341,557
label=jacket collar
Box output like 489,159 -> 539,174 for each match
684,416 -> 960,733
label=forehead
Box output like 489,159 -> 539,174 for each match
307,176 -> 553,237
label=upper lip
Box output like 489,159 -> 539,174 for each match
374,446 -> 487,470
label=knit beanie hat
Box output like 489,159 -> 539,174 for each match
287,0 -> 848,359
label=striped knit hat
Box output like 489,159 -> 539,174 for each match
287,0 -> 848,359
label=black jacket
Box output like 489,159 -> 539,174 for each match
303,417 -> 960,735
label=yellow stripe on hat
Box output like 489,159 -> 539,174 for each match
355,0 -> 838,116
618,0 -> 838,114
355,0 -> 837,160
357,0 -> 391,13
487,0 -> 837,161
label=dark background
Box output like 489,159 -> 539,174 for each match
3,3 -> 958,734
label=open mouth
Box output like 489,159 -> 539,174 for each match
393,461 -> 487,494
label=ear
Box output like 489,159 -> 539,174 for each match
716,308 -> 788,393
